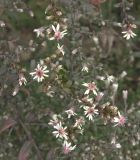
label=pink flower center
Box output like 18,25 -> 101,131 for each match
54,31 -> 62,40
58,128 -> 65,135
87,108 -> 94,114
119,116 -> 126,126
63,147 -> 70,154
88,83 -> 96,91
36,69 -> 44,78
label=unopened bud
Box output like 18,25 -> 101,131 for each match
112,83 -> 118,94
120,71 -> 127,79
122,90 -> 128,100
46,16 -> 54,20
12,86 -> 19,96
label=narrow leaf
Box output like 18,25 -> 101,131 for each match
0,117 -> 16,134
18,140 -> 33,160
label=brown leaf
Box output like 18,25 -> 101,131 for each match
18,141 -> 33,160
0,117 -> 16,134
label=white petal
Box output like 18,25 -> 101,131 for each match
56,24 -> 60,31
49,37 -> 55,40
82,83 -> 88,87
84,89 -> 90,95
52,25 -> 56,32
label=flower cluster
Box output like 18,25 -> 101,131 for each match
49,115 -> 76,154
12,6 -> 130,155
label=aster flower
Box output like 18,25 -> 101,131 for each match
30,64 -> 49,82
82,82 -> 98,95
19,74 -> 27,86
84,105 -> 98,121
53,122 -> 68,140
48,114 -> 60,126
81,64 -> 89,72
33,27 -> 46,37
74,117 -> 85,129
62,141 -> 76,154
49,23 -> 67,41
122,24 -> 137,40
57,43 -> 65,55
112,112 -> 127,127
122,30 -> 136,40
65,108 -> 77,118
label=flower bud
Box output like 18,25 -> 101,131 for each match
122,90 -> 128,100
112,83 -> 118,94
120,71 -> 127,79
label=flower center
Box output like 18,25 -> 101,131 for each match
36,69 -> 44,77
119,116 -> 126,125
54,31 -> 62,40
64,147 -> 69,154
58,128 -> 65,135
88,83 -> 96,90
87,108 -> 94,114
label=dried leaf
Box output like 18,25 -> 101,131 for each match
18,141 -> 33,160
0,117 -> 16,134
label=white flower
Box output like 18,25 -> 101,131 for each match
112,112 -> 127,127
65,108 -> 77,118
57,43 -> 65,55
48,114 -> 59,126
81,64 -> 89,72
122,29 -> 136,40
53,122 -> 68,140
49,23 -> 67,41
122,23 -> 137,40
33,27 -> 46,37
82,82 -> 98,95
74,117 -> 85,129
84,105 -> 98,121
62,141 -> 76,154
19,74 -> 27,86
30,64 -> 49,82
